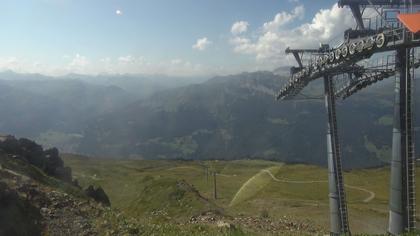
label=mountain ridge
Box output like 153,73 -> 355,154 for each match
0,70 -> 417,169
78,71 -> 415,169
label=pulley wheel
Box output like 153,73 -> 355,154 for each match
356,40 -> 364,53
335,49 -> 341,60
341,45 -> 349,58
329,52 -> 335,63
375,33 -> 386,48
349,42 -> 357,55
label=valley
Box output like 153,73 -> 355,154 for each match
1,71 -> 417,169
63,154 -> 420,235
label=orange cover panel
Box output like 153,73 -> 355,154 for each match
398,12 -> 420,33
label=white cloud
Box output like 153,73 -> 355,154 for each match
0,3 -> 367,77
100,57 -> 111,63
64,54 -> 94,74
230,4 -> 355,68
0,57 -> 21,71
230,37 -> 254,54
231,21 -> 249,35
118,55 -> 136,64
192,37 -> 212,51
0,54 -> 251,77
116,9 -> 123,15
69,54 -> 89,67
262,5 -> 305,32
0,57 -> 64,75
171,59 -> 183,65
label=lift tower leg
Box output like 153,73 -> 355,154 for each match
388,48 -> 416,235
324,76 -> 350,236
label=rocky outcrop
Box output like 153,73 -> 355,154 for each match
45,147 -> 72,182
0,178 -> 42,236
0,157 -> 140,235
0,136 -> 73,183
84,185 -> 111,207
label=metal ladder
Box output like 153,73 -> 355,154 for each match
327,77 -> 350,234
405,48 -> 416,231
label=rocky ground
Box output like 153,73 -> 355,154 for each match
0,162 -> 140,236
189,210 -> 326,235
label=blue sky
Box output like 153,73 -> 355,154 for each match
0,0 -> 354,76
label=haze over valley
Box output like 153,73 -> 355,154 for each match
1,0 -> 420,235
0,70 -> 418,169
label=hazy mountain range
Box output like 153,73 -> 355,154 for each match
0,70 -> 417,169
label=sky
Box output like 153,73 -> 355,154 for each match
0,0 -> 358,77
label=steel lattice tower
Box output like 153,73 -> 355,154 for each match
276,1 -> 420,234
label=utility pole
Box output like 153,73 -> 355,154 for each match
206,166 -> 209,184
213,171 -> 217,200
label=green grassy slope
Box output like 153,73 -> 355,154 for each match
63,154 -> 420,235
0,154 -> 84,198
1,153 -> 249,236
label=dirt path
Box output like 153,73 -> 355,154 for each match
262,169 -> 326,184
345,185 -> 375,203
262,169 -> 375,203
168,165 -> 375,203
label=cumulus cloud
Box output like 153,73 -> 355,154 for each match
69,54 -> 89,67
0,57 -> 21,71
263,5 -> 305,32
64,54 -> 92,74
192,37 -> 212,51
231,21 -> 249,35
0,3 -> 363,77
0,57 -> 63,75
230,4 -> 355,68
118,55 -> 136,64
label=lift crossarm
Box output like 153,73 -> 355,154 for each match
285,47 -> 321,68
338,0 -> 420,7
